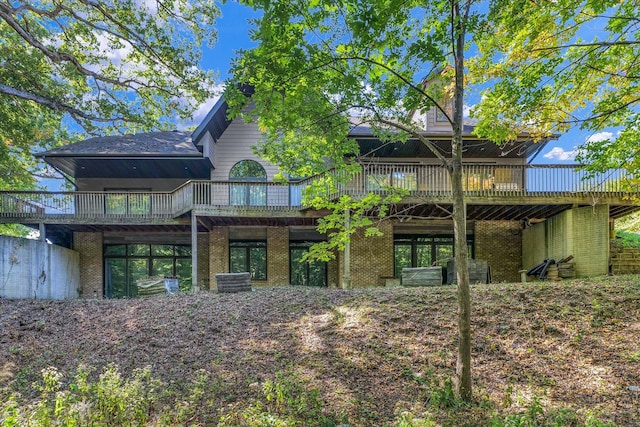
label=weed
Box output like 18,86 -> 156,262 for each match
490,393 -> 619,427
427,376 -> 464,409
394,411 -> 437,427
217,370 -> 346,427
623,350 -> 640,362
1,364 -> 160,426
591,299 -> 618,327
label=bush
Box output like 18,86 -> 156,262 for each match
1,365 -> 159,427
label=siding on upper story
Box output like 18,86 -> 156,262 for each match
425,107 -> 456,133
208,119 -> 280,181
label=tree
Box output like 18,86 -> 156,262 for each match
0,0 -> 219,189
229,0 -> 477,400
472,0 -> 640,179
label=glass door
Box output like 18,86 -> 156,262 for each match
290,242 -> 327,287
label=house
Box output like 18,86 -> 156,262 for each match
1,94 -> 638,298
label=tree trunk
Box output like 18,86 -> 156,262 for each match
451,0 -> 473,402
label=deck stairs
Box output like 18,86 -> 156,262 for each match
610,241 -> 640,275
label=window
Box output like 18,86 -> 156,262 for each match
104,244 -> 192,298
229,240 -> 267,280
229,160 -> 267,206
393,234 -> 473,277
290,241 -> 327,287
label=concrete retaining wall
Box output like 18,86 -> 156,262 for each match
0,236 -> 79,300
522,205 -> 609,277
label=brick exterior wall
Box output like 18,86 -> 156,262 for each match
208,227 -> 229,290
346,220 -> 394,287
475,221 -> 522,283
73,231 -> 103,298
267,226 -> 289,286
197,232 -> 210,290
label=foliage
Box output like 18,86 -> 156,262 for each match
489,394 -> 618,427
302,179 -> 406,262
614,229 -> 640,249
0,0 -> 218,189
615,211 -> 640,234
472,1 -> 640,177
218,371 -> 346,427
1,364 -> 620,427
1,364 -> 160,426
229,0 -> 476,399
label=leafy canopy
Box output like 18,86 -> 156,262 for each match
0,0 -> 219,189
228,0 -> 478,178
227,0 -> 479,259
473,0 -> 640,177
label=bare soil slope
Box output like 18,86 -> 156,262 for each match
1,276 -> 639,425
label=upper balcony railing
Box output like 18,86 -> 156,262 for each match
0,163 -> 636,222
344,163 -> 636,198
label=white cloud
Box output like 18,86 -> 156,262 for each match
543,146 -> 578,161
176,83 -> 224,130
585,131 -> 614,144
463,104 -> 473,118
191,94 -> 222,124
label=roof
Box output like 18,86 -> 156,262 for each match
350,123 -> 555,160
348,123 -> 478,136
192,86 -> 553,161
191,85 -> 255,145
36,131 -> 212,180
36,131 -> 201,158
355,136 -> 549,159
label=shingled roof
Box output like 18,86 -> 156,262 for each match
36,131 -> 201,158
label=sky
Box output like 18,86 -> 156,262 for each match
191,2 -> 609,166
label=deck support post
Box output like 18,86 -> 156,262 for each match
39,223 -> 46,241
342,209 -> 351,289
191,213 -> 199,292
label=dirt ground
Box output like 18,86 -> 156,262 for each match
1,276 -> 639,425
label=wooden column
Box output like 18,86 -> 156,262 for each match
342,209 -> 351,289
191,213 -> 199,292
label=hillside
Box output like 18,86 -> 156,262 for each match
1,276 -> 639,426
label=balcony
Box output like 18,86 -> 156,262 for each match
0,164 -> 637,224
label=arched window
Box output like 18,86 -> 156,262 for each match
229,160 -> 267,206
229,160 -> 267,180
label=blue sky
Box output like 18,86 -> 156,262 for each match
192,2 -> 607,166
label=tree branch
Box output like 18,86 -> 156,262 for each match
532,40 -> 640,52
0,83 -> 130,123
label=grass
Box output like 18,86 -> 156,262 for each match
1,276 -> 639,426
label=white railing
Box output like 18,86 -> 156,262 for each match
0,164 -> 636,221
335,163 -> 636,199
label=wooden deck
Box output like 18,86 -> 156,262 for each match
1,164 -> 637,224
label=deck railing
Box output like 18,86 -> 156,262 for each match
339,163 -> 636,198
0,164 -> 636,221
